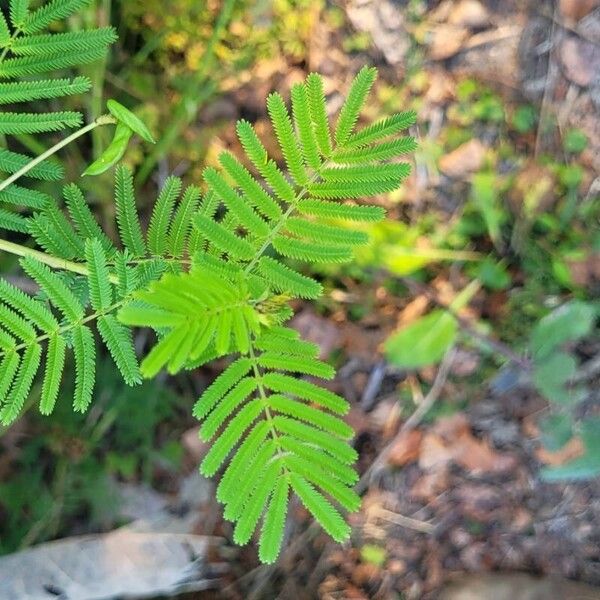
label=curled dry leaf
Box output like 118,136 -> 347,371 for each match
388,429 -> 424,466
535,436 -> 585,466
428,24 -> 470,60
418,413 -> 518,475
559,0 -> 600,22
448,0 -> 490,28
438,139 -> 486,179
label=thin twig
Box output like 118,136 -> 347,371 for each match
374,507 -> 435,534
356,347 -> 456,493
400,347 -> 457,433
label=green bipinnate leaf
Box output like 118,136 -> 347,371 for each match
530,301 -> 596,359
385,309 -> 458,369
83,121 -> 132,176
0,58 -> 419,565
107,99 -> 155,144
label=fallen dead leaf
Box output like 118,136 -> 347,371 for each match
559,0 -> 600,21
428,24 -> 470,60
181,426 -> 209,462
369,398 -> 402,439
440,573 -> 600,600
560,36 -> 600,87
567,252 -> 600,287
410,469 -> 451,501
346,0 -> 410,66
424,69 -> 456,105
388,429 -> 424,466
428,0 -> 453,23
352,563 -> 380,586
511,507 -> 533,532
439,139 -> 486,179
535,436 -> 585,466
291,310 -> 342,358
419,414 -> 517,475
397,294 -> 430,327
419,432 -> 453,470
448,0 -> 490,28
453,432 -> 517,474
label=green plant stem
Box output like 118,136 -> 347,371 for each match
0,115 -> 116,193
0,297 -> 127,362
248,340 -> 288,473
0,239 -> 119,283
243,165 -> 328,275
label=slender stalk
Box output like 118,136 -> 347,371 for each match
0,298 -> 127,361
243,164 -> 328,275
0,115 -> 116,193
248,340 -> 289,475
0,239 -> 119,283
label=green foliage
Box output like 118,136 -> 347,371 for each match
82,122 -> 133,176
563,129 -> 587,154
0,39 -> 416,562
511,104 -> 537,133
530,301 -> 595,360
106,99 -> 156,144
470,172 -> 504,250
0,0 -> 115,231
385,309 -> 458,369
526,300 -> 598,480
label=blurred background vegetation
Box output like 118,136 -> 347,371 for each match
0,0 -> 599,597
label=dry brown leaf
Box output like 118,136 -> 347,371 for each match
424,69 -> 456,105
419,414 -> 517,475
560,36 -> 600,87
369,398 -> 402,439
410,469 -> 451,501
535,436 -> 585,466
397,294 -> 430,327
452,432 -> 517,473
439,139 -> 486,179
291,310 -> 342,359
559,0 -> 600,21
428,25 -> 470,60
448,0 -> 490,28
388,429 -> 424,466
567,253 -> 600,287
419,432 -> 453,470
181,426 -> 209,462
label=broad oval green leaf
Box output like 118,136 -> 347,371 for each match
107,99 -> 155,144
532,351 -> 586,405
384,309 -> 458,369
530,300 -> 596,359
82,122 -> 132,176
